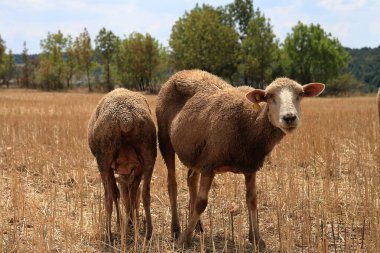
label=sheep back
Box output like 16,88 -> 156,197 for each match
88,88 -> 156,172
169,87 -> 284,174
156,70 -> 232,152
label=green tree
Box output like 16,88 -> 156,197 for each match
238,9 -> 278,86
21,42 -> 31,88
75,28 -> 94,91
169,4 -> 239,79
325,73 -> 367,95
63,35 -> 77,89
283,22 -> 349,84
346,46 -> 380,91
0,35 -> 5,65
225,0 -> 254,40
144,34 -> 159,89
154,46 -> 172,85
116,33 -> 160,90
1,49 -> 16,88
39,30 -> 67,90
95,27 -> 118,91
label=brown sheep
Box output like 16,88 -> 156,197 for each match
156,70 -> 325,249
88,88 -> 157,241
377,88 -> 380,125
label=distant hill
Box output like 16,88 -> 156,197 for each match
346,46 -> 380,91
14,54 -> 39,65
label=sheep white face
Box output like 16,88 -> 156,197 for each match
266,87 -> 303,133
246,79 -> 325,134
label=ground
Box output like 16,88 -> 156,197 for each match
0,89 -> 379,252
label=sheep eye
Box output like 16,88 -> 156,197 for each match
296,92 -> 304,101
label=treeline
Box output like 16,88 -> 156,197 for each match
346,46 -> 380,92
0,0 -> 376,94
0,29 -> 169,92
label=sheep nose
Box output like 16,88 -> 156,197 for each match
282,113 -> 297,124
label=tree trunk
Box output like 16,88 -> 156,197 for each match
86,65 -> 92,92
106,62 -> 112,91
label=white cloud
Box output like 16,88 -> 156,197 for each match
1,0 -> 379,52
317,0 -> 366,12
263,3 -> 310,43
0,0 -> 180,52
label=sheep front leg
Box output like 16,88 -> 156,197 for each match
245,172 -> 266,251
141,168 -> 153,239
187,169 -> 204,232
178,172 -> 214,247
135,144 -> 156,240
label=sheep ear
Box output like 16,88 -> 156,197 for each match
303,83 -> 325,97
246,89 -> 266,103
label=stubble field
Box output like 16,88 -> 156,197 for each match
0,89 -> 379,252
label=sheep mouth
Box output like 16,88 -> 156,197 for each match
280,125 -> 298,134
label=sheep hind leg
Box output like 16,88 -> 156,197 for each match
178,172 -> 214,247
162,144 -> 180,239
187,169 -> 204,233
100,171 -> 117,242
113,182 -> 121,229
128,176 -> 142,228
141,168 -> 153,239
244,172 -> 266,251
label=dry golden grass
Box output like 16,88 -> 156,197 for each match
0,89 -> 379,252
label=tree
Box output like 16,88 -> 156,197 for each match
169,4 -> 239,79
154,46 -> 172,83
238,9 -> 279,86
346,46 -> 380,91
144,34 -> 159,89
21,42 -> 31,88
0,35 -> 5,65
95,28 -> 118,91
63,35 -> 77,89
283,22 -> 349,84
116,33 -> 160,90
39,30 -> 67,90
1,49 -> 15,88
75,28 -> 94,91
325,73 -> 367,95
225,0 -> 254,40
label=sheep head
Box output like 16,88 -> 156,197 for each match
246,78 -> 325,134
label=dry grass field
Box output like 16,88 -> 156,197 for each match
0,89 -> 379,252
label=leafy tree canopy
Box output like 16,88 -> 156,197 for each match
238,8 -> 279,86
346,46 -> 380,91
169,4 -> 239,79
116,32 -> 160,90
283,22 -> 349,84
95,27 -> 119,91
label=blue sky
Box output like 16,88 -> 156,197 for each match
1,0 -> 379,54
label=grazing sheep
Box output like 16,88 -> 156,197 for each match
377,88 -> 380,125
88,88 -> 157,241
156,70 -> 325,249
